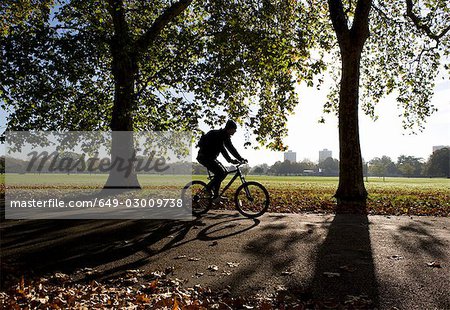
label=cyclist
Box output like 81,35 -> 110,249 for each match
197,120 -> 246,202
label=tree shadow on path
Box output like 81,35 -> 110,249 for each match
308,214 -> 379,307
216,213 -> 379,308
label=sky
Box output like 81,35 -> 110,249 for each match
195,77 -> 450,166
1,75 -> 449,166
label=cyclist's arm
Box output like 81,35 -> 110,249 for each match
220,146 -> 233,163
224,138 -> 244,161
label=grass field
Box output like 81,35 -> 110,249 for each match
1,174 -> 449,216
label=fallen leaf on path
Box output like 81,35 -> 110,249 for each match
209,241 -> 218,246
136,294 -> 151,303
388,255 -> 404,260
276,285 -> 287,292
174,255 -> 187,260
281,271 -> 293,276
226,262 -> 240,268
339,265 -> 356,272
323,272 -> 341,278
188,257 -> 201,261
208,265 -> 219,271
124,277 -> 138,284
126,269 -> 141,274
426,261 -> 442,268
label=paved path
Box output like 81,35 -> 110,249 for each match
1,211 -> 449,309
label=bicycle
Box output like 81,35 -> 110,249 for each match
182,162 -> 270,218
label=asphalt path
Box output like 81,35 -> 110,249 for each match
1,211 -> 449,309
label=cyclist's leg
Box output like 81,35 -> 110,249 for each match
205,160 -> 227,198
210,160 -> 227,198
198,157 -> 222,196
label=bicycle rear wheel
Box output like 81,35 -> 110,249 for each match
235,181 -> 269,218
182,180 -> 213,216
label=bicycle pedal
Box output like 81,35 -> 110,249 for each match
212,196 -> 228,204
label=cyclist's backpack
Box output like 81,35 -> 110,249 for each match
197,133 -> 207,148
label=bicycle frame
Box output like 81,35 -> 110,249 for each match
191,162 -> 269,217
207,164 -> 247,197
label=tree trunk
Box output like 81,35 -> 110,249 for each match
334,46 -> 368,212
104,0 -> 140,189
102,0 -> 192,189
327,0 -> 372,213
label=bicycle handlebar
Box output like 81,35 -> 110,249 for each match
235,160 -> 248,166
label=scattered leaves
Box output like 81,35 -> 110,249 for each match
210,182 -> 450,217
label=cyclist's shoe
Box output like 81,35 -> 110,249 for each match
212,195 -> 228,204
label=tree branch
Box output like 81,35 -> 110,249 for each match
327,0 -> 350,44
405,0 -> 450,41
372,3 -> 403,25
344,0 -> 353,15
351,0 -> 372,44
107,0 -> 130,42
134,0 -> 193,57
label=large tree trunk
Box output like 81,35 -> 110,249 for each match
102,0 -> 193,189
104,51 -> 140,188
104,0 -> 140,189
334,47 -> 368,212
327,0 -> 372,213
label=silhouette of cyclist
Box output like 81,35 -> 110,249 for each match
197,120 -> 246,200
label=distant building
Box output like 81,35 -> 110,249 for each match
433,145 -> 449,153
319,149 -> 332,163
284,150 -> 296,162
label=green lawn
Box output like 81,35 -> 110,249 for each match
1,174 -> 448,216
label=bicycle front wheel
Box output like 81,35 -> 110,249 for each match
235,181 -> 269,218
182,180 -> 213,216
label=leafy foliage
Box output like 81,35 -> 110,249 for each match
425,147 -> 449,177
359,0 -> 450,131
1,0 -> 324,150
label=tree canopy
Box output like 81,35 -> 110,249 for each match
2,1 -> 448,140
1,0 -> 319,149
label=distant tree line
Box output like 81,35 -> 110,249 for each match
368,148 -> 449,179
247,148 -> 449,178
